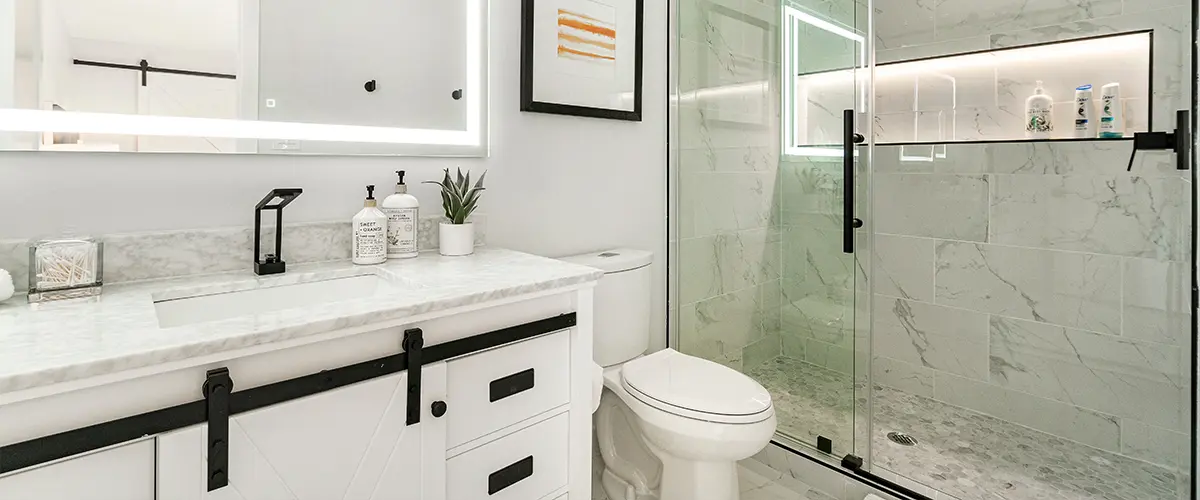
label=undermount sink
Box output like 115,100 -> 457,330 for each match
154,274 -> 389,328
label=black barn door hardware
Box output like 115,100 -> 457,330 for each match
843,109 -> 865,254
0,314 -> 575,476
203,368 -> 233,491
73,59 -> 236,87
404,329 -> 424,425
1127,109 -> 1192,171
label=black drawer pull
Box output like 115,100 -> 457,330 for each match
488,455 -> 534,495
489,368 -> 535,403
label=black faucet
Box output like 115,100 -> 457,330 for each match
254,188 -> 303,275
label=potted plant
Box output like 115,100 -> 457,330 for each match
425,167 -> 486,256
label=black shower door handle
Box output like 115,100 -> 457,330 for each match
843,109 -> 864,254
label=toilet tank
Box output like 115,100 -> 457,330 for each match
561,249 -> 654,367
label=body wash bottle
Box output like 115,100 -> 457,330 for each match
1025,80 -> 1053,139
381,171 -> 420,259
1073,84 -> 1094,138
1099,82 -> 1123,138
352,185 -> 387,265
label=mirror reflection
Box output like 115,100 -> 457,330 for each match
1,0 -> 484,155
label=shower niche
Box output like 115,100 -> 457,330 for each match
786,30 -> 1153,147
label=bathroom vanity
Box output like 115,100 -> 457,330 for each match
0,249 -> 601,500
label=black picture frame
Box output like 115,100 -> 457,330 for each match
520,0 -> 644,121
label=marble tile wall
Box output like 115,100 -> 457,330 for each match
0,215 -> 488,293
869,140 -> 1191,470
675,0 -> 787,373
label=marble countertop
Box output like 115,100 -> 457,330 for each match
0,249 -> 603,397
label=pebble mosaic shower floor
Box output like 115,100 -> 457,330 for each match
746,356 -> 1185,500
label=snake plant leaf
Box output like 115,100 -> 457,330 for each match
440,190 -> 453,220
425,167 -> 486,225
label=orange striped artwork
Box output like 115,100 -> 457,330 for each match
557,8 -> 617,64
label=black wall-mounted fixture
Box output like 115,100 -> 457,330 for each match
452,89 -> 464,100
73,59 -> 236,87
253,188 -> 303,276
1127,109 -> 1192,171
364,80 -> 377,92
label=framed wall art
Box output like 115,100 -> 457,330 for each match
520,0 -> 643,121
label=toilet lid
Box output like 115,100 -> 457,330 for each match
621,349 -> 772,422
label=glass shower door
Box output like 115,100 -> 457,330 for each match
768,0 -> 869,458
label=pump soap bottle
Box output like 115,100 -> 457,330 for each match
352,185 -> 388,265
382,170 -> 420,259
1025,80 -> 1054,139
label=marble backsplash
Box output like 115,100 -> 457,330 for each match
0,215 -> 488,293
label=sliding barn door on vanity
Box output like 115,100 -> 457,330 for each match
156,363 -> 448,500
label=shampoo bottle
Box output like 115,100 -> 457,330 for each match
1099,82 -> 1123,138
352,185 -> 387,265
382,170 -> 420,259
1073,84 -> 1094,138
1025,80 -> 1053,139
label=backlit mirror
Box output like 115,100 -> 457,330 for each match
0,0 -> 488,156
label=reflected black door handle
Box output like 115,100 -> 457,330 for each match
843,110 -> 862,254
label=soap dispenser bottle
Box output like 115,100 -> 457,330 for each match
381,170 -> 420,259
352,185 -> 388,265
1025,80 -> 1054,139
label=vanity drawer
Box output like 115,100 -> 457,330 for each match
446,412 -> 569,500
446,329 -> 571,448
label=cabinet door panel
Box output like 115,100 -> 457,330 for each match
158,363 -> 447,500
0,440 -> 154,500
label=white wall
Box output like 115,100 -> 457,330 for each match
0,2 -> 669,347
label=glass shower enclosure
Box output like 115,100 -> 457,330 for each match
671,0 -> 1195,498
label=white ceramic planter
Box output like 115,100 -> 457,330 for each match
438,222 -> 475,256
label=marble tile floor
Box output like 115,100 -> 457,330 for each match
591,460 -> 838,500
747,356 -> 1184,500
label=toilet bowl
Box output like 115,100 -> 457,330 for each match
561,249 -> 777,500
595,349 -> 776,500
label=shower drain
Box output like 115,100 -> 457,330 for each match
887,432 -> 918,446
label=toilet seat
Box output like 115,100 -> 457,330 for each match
620,349 -> 773,424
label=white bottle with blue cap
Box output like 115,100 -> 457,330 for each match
1073,84 -> 1095,138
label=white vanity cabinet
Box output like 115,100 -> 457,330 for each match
0,270 -> 596,500
156,363 -> 449,500
0,440 -> 155,500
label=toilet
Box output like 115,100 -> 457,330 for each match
562,249 -> 777,500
